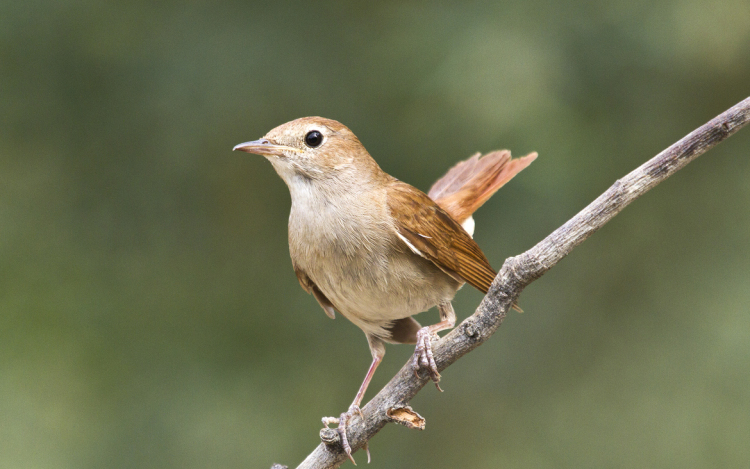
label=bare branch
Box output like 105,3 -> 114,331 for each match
291,97 -> 750,469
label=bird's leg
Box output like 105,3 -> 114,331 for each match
322,336 -> 384,464
412,301 -> 456,390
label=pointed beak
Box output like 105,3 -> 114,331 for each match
232,139 -> 300,157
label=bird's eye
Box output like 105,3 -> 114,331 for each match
304,130 -> 323,148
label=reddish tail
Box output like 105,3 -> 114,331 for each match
428,150 -> 537,225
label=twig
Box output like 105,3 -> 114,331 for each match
290,97 -> 750,469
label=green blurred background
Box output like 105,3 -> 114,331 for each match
2,1 -> 749,468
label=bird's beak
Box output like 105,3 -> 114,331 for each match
232,139 -> 300,157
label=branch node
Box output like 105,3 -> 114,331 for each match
503,253 -> 537,285
463,321 -> 479,339
319,428 -> 340,446
386,406 -> 426,430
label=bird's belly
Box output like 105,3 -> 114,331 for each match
306,247 -> 460,335
288,195 -> 460,338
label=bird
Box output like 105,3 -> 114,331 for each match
233,117 -> 536,463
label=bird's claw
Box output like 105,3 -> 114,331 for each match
322,404 -> 367,464
412,328 -> 443,391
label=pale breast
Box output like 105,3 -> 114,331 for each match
287,184 -> 460,338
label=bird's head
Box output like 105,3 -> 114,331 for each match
234,117 -> 382,186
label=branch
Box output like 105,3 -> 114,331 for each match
291,97 -> 750,469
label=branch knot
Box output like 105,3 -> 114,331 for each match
463,321 -> 479,339
319,428 -> 339,446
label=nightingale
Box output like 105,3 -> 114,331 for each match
234,117 -> 536,463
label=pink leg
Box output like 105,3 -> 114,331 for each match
412,301 -> 456,389
352,352 -> 382,409
322,335 -> 385,464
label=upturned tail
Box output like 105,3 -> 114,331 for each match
428,149 -> 536,313
428,149 -> 537,228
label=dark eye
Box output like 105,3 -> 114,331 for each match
304,130 -> 323,148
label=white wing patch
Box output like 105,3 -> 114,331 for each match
461,216 -> 475,238
396,232 -> 424,257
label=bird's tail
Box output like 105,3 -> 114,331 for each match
428,150 -> 537,235
429,149 -> 535,313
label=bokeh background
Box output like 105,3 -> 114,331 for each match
2,1 -> 749,468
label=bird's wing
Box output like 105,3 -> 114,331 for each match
387,181 -> 496,294
294,266 -> 336,319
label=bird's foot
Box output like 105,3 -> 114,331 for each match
412,328 -> 443,391
322,405 -> 370,464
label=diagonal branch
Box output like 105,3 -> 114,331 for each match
290,97 -> 750,469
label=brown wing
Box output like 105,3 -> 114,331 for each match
294,267 -> 336,319
387,181 -> 496,294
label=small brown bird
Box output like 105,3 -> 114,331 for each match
234,117 -> 535,463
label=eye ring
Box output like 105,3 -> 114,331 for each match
304,130 -> 323,148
